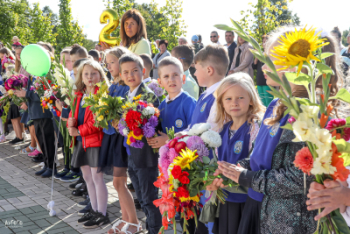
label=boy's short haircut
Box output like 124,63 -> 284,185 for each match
70,44 -> 88,58
73,58 -> 89,69
211,31 -> 218,36
171,45 -> 194,68
194,44 -> 229,76
158,57 -> 184,78
140,54 -> 153,71
119,53 -> 144,71
88,49 -> 100,61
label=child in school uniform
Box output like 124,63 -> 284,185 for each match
119,53 -> 161,234
177,44 -> 230,234
146,56 -> 196,150
171,45 -> 199,100
140,54 -> 153,83
206,73 -> 265,234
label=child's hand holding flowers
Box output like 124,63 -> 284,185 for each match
147,131 -> 169,148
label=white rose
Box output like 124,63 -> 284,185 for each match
201,130 -> 222,148
123,128 -> 129,136
292,113 -> 316,142
142,106 -> 155,116
310,155 -> 336,175
188,123 -> 211,136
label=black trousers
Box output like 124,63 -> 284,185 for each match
34,118 -> 55,169
180,207 -> 209,234
212,201 -> 245,234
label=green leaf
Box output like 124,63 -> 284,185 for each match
316,63 -> 334,75
250,49 -> 265,62
284,72 -> 312,87
340,153 -> 350,167
346,116 -> 350,125
265,71 -> 283,86
214,24 -> 234,31
202,156 -> 210,164
332,209 -> 350,234
280,123 -> 293,131
329,88 -> 350,103
333,139 -> 350,153
320,52 -> 334,60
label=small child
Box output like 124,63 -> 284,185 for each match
147,56 -> 196,148
206,73 -> 265,234
171,45 -> 199,100
70,44 -> 88,80
67,60 -> 110,228
119,53 -> 161,234
60,47 -> 73,72
140,53 -> 153,83
88,49 -> 100,63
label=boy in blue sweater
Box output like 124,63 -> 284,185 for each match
147,57 -> 196,148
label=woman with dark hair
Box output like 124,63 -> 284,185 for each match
152,40 -> 170,79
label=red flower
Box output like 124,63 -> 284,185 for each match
130,136 -> 136,143
176,185 -> 189,198
133,127 -> 143,137
174,141 -> 187,153
125,110 -> 142,130
168,138 -> 178,148
344,128 -> 350,141
138,101 -> 147,107
178,171 -> 190,184
294,147 -> 313,175
154,170 -> 170,194
171,165 -> 182,179
162,215 -> 168,230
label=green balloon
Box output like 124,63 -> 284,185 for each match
20,44 -> 51,77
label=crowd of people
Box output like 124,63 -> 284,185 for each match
1,8 -> 350,234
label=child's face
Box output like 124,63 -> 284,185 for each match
194,62 -> 210,87
120,61 -> 144,90
82,65 -> 101,88
222,85 -> 252,120
60,53 -> 73,71
106,54 -> 119,78
158,65 -> 185,95
71,54 -> 84,65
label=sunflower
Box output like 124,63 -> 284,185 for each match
271,26 -> 328,74
173,148 -> 198,170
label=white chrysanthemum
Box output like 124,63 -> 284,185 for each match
142,106 -> 155,116
292,113 -> 316,142
310,155 -> 336,175
0,86 -> 7,94
178,136 -> 190,143
201,130 -> 222,148
123,128 -> 129,136
300,105 -> 319,123
311,128 -> 332,153
188,123 -> 211,136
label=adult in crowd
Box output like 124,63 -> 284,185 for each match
210,31 -> 221,45
228,36 -> 254,79
11,36 -> 20,51
152,40 -> 170,79
101,9 -> 151,56
331,27 -> 345,51
95,44 -> 102,52
224,31 -> 237,72
192,35 -> 203,54
197,34 -> 204,48
178,36 -> 188,45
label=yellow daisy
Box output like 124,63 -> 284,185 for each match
179,195 -> 200,203
173,148 -> 198,170
271,26 -> 328,74
133,94 -> 142,101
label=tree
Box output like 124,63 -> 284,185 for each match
55,0 -> 85,55
269,0 -> 300,26
82,38 -> 96,51
42,6 -> 58,27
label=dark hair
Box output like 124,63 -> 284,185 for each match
172,45 -> 194,68
119,53 -> 144,71
37,41 -> 55,55
225,31 -> 234,36
159,40 -> 168,48
331,27 -> 342,39
73,58 -> 89,69
70,44 -> 88,58
194,44 -> 229,76
211,31 -> 218,36
197,34 -> 202,41
140,54 -> 153,71
88,49 -> 100,61
120,9 -> 147,48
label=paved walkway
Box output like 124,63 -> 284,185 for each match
0,138 -> 181,234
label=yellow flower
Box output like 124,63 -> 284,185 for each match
97,115 -> 104,121
133,94 -> 142,101
271,26 -> 328,74
173,148 -> 198,170
179,195 -> 200,203
7,90 -> 14,95
126,131 -> 143,145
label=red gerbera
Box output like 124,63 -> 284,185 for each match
176,185 -> 189,198
133,127 -> 143,137
294,147 -> 314,175
171,165 -> 182,179
125,110 -> 142,130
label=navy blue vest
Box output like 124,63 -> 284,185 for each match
248,99 -> 289,202
190,93 -> 215,126
76,103 -> 86,142
218,121 -> 250,203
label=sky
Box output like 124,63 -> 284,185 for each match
28,0 -> 350,45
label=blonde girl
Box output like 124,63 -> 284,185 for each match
206,73 -> 264,234
68,60 -> 110,228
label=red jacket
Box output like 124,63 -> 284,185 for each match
67,86 -> 104,150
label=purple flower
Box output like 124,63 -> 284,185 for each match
154,87 -> 164,97
137,104 -> 145,112
30,87 -> 35,91
186,136 -> 204,148
142,122 -> 155,138
131,140 -> 144,148
148,82 -> 158,90
149,115 -> 158,128
118,119 -> 127,136
188,142 -> 209,162
12,80 -> 21,88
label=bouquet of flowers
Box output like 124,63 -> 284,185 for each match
82,82 -> 124,129
216,21 -> 350,234
118,95 -> 160,149
1,55 -> 15,71
147,79 -> 167,103
3,74 -> 28,106
154,123 -> 238,234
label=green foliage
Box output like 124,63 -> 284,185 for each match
342,28 -> 349,47
81,38 -> 96,51
55,0 -> 85,56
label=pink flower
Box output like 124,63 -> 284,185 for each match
344,128 -> 350,141
326,119 -> 346,131
167,148 -> 178,162
288,116 -> 296,124
186,136 -> 204,148
6,79 -> 13,88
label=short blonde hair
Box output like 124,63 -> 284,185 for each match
158,56 -> 183,78
74,60 -> 109,92
214,72 -> 265,132
194,44 -> 229,76
105,46 -> 130,84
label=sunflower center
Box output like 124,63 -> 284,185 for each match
288,39 -> 311,58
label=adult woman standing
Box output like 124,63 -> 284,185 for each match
152,40 -> 170,79
228,36 -> 254,79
